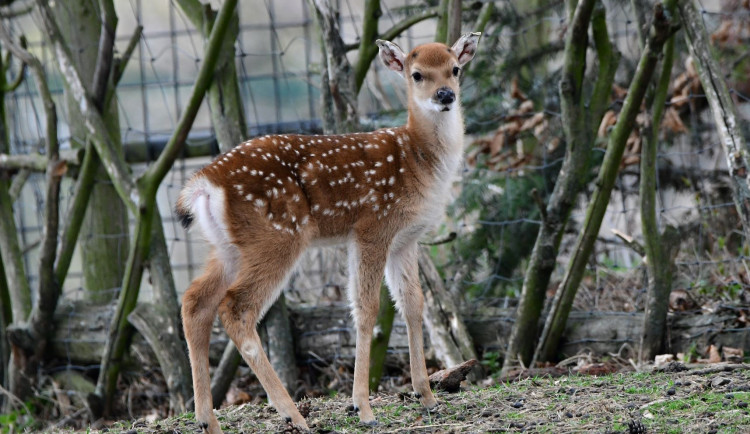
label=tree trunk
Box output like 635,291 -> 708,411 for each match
143,211 -> 192,413
418,250 -> 480,380
50,0 -> 128,305
128,303 -> 191,414
447,0 -> 462,46
369,285 -> 396,391
30,0 -> 242,412
435,0 -> 450,44
174,0 -> 246,150
0,256 -> 8,409
211,341 -> 243,408
639,0 -> 678,361
50,301 -> 750,371
0,73 -> 30,325
0,61 -> 31,324
502,0 -> 613,373
261,293 -> 298,394
533,3 -> 676,364
310,0 -> 359,132
678,0 -> 750,241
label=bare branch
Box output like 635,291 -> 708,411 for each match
141,0 -> 239,193
91,0 -> 117,108
379,7 -> 439,44
589,4 -> 620,133
112,25 -> 142,85
533,2 -> 676,364
0,149 -> 83,172
8,169 -> 29,201
35,0 -> 137,212
0,25 -> 57,154
3,37 -> 27,92
0,1 -> 34,19
55,143 -> 97,285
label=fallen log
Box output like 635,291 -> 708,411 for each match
52,301 -> 750,369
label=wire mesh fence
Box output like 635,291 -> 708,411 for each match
2,0 -> 749,406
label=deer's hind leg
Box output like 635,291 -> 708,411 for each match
182,255 -> 231,434
217,237 -> 309,430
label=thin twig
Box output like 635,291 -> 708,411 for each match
530,188 -> 547,222
0,384 -> 32,414
113,25 -> 143,85
689,363 -> 750,375
420,232 -> 457,246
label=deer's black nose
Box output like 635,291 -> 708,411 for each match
436,87 -> 455,105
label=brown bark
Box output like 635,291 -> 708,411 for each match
429,359 -> 479,392
310,0 -> 359,132
143,211 -> 192,413
678,0 -> 750,241
128,303 -> 191,414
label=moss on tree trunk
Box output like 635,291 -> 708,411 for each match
51,0 -> 128,305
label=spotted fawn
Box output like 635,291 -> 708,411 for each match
176,32 -> 481,432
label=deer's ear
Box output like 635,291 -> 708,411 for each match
452,32 -> 481,66
376,39 -> 406,74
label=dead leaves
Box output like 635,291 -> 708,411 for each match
467,88 -> 550,172
470,73 -> 698,173
668,57 -> 701,113
710,0 -> 750,48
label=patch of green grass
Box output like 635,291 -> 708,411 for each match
505,411 -> 524,420
390,404 -> 408,417
624,384 -> 661,394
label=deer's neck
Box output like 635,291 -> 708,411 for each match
406,104 -> 465,177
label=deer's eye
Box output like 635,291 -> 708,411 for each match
452,66 -> 460,77
411,72 -> 423,82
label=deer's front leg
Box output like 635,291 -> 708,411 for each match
385,243 -> 437,409
348,239 -> 388,425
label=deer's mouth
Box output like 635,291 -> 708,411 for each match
441,106 -> 451,112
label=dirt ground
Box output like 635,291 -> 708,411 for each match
93,363 -> 750,434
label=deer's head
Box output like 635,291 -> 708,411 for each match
376,33 -> 481,115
